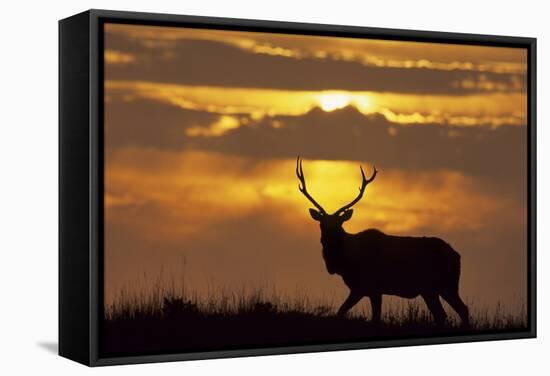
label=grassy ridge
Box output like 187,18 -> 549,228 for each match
102,281 -> 527,357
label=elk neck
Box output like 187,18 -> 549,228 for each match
320,225 -> 347,249
320,225 -> 349,275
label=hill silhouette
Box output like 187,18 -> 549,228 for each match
102,287 -> 526,357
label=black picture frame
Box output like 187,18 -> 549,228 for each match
59,9 -> 537,367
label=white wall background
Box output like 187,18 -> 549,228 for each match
0,0 -> 546,374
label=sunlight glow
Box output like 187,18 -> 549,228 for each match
318,92 -> 352,112
105,151 -> 523,239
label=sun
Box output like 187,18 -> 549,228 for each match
318,92 -> 351,112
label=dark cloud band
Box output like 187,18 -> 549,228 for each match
105,33 -> 526,95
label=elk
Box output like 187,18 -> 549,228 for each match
296,157 -> 469,326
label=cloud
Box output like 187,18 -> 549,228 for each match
104,95 -> 527,204
104,97 -> 219,150
105,80 -> 527,127
104,49 -> 135,65
104,26 -> 527,95
105,23 -> 527,75
186,107 -> 527,186
105,150 -> 524,247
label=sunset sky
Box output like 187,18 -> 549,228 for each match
103,23 -> 528,315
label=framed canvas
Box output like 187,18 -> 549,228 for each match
59,9 -> 537,366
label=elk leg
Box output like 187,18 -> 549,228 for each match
422,294 -> 447,326
440,291 -> 470,327
369,294 -> 382,323
337,291 -> 362,317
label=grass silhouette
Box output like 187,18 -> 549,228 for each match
102,273 -> 527,357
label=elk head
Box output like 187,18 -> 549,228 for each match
296,157 -> 377,275
296,156 -> 377,235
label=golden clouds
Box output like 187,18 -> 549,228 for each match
105,23 -> 526,75
106,80 -> 526,129
105,150 -> 523,240
185,115 -> 241,137
104,50 -> 135,65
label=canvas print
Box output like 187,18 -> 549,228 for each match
102,22 -> 529,356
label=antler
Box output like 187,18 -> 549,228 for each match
334,165 -> 377,216
296,157 -> 326,214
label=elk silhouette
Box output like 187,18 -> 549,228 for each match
296,157 -> 469,326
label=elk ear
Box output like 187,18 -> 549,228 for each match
309,208 -> 323,221
339,209 -> 353,222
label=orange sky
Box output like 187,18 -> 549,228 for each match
103,23 -> 528,316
